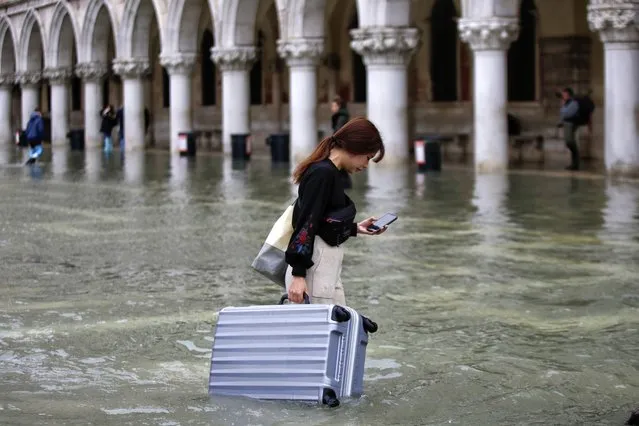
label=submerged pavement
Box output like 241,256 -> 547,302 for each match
0,146 -> 638,425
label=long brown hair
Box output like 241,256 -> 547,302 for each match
292,117 -> 385,184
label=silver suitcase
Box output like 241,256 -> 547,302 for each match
208,294 -> 378,407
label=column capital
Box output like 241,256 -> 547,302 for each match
458,18 -> 519,51
210,46 -> 257,71
75,62 -> 109,82
588,0 -> 639,46
16,71 -> 42,86
112,58 -> 151,79
350,27 -> 420,66
277,38 -> 324,67
43,67 -> 74,84
0,73 -> 14,86
159,53 -> 197,75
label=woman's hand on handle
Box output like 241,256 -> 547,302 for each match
288,276 -> 308,303
357,217 -> 387,236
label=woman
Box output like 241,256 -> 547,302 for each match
285,117 -> 387,305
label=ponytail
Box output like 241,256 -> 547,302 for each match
291,136 -> 335,184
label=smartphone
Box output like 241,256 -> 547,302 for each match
367,213 -> 398,232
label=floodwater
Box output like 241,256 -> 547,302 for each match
0,146 -> 637,426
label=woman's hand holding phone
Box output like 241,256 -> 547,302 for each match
357,217 -> 387,235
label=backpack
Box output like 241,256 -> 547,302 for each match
574,94 -> 595,126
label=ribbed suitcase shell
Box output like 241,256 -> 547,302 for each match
208,303 -> 369,405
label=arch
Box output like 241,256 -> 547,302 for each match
0,16 -> 18,74
430,0 -> 458,101
118,0 -> 164,58
508,0 -> 537,101
49,1 -> 80,68
355,0 -> 411,27
277,0 -> 326,39
18,9 -> 47,71
165,0 -> 215,54
216,0 -> 260,47
80,0 -> 118,62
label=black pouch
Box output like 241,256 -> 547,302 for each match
319,202 -> 356,246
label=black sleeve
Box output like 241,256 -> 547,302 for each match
285,167 -> 334,277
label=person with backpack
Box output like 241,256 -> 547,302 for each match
24,107 -> 45,165
558,87 -> 582,171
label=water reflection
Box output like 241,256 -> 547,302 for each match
365,163 -> 410,213
0,152 -> 637,426
471,172 -> 510,246
123,151 -> 145,185
169,155 -> 194,207
51,148 -> 68,179
0,143 -> 13,164
601,181 -> 639,243
221,156 -> 249,201
83,149 -> 103,182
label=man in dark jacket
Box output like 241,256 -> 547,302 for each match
331,96 -> 350,133
24,108 -> 45,165
559,88 -> 580,170
330,96 -> 353,188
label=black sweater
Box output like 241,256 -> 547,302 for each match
285,159 -> 358,277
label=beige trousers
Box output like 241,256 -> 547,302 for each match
285,236 -> 346,305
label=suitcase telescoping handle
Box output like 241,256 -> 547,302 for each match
278,293 -> 378,333
279,293 -> 310,304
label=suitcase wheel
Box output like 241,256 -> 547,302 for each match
362,316 -> 379,334
322,388 -> 340,407
331,306 -> 351,323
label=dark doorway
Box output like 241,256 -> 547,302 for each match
250,31 -> 263,105
102,78 -> 109,107
71,76 -> 82,111
349,13 -> 367,103
508,0 -> 537,101
46,84 -> 51,112
162,67 -> 170,107
430,0 -> 458,101
201,29 -> 216,106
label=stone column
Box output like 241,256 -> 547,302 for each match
75,62 -> 108,148
160,54 -> 197,154
210,47 -> 256,155
112,58 -> 151,151
350,28 -> 419,165
588,1 -> 639,177
458,18 -> 519,173
43,67 -> 73,147
0,74 -> 14,144
16,71 -> 41,129
277,38 -> 324,163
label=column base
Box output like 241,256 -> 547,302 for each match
85,138 -> 104,150
375,155 -> 410,167
123,143 -> 146,153
608,162 -> 639,178
50,140 -> 68,148
476,159 -> 508,174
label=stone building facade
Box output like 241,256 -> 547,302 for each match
0,0 -> 637,175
